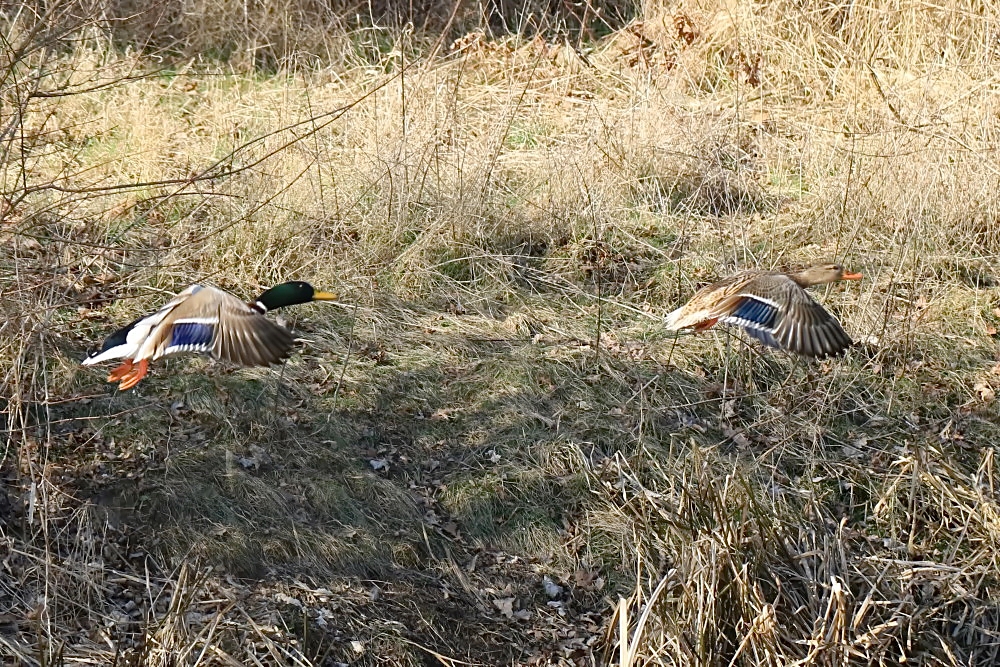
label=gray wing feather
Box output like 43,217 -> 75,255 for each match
769,281 -> 852,358
732,275 -> 852,358
214,304 -> 294,366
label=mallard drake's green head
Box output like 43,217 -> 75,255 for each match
790,264 -> 863,287
255,281 -> 337,313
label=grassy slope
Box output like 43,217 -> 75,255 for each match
3,1 -> 1000,665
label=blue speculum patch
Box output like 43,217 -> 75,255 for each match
730,298 -> 777,327
170,322 -> 214,348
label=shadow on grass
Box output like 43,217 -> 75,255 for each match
15,315 -> 1000,665
28,327 -> 686,662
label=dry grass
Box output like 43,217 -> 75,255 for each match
3,0 -> 1000,665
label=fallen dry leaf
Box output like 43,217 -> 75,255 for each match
973,381 -> 996,403
574,568 -> 605,591
493,597 -> 515,618
543,576 -> 563,599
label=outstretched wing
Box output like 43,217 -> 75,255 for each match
83,286 -> 203,365
146,286 -> 295,366
722,275 -> 853,357
771,290 -> 853,358
212,295 -> 295,366
722,296 -> 782,349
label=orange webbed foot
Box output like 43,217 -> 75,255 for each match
107,360 -> 134,383
115,359 -> 149,390
694,318 -> 719,331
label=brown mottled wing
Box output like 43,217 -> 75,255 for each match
728,275 -> 852,358
147,285 -> 295,366
212,295 -> 295,366
664,271 -> 761,329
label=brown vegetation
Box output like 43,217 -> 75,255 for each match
2,0 -> 1000,664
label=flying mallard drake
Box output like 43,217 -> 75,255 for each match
664,263 -> 862,358
82,281 -> 337,390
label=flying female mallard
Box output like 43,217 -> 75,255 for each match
664,263 -> 862,358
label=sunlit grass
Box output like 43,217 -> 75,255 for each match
3,0 -> 1000,664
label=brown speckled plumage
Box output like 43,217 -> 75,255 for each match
665,264 -> 862,358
